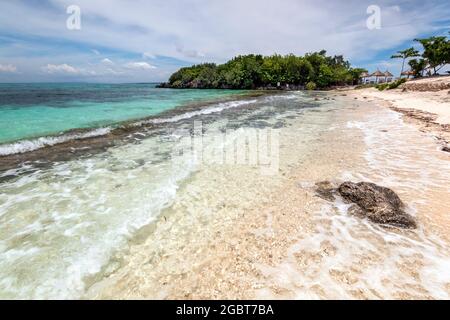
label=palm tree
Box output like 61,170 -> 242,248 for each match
391,47 -> 420,77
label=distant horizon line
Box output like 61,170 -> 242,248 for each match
0,81 -> 164,85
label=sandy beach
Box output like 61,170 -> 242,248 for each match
87,86 -> 450,300
1,83 -> 449,300
349,76 -> 450,150
2,0 -> 450,304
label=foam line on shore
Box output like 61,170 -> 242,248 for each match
0,128 -> 112,156
0,97 -> 268,157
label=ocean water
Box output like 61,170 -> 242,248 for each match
0,87 -> 299,299
0,83 -> 245,145
87,95 -> 450,300
1,86 -> 450,300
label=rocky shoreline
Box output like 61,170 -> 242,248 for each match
0,92 -> 267,174
157,82 -> 308,91
315,181 -> 417,229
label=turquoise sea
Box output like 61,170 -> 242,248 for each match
0,82 -> 271,298
2,83 -> 450,300
0,83 -> 245,146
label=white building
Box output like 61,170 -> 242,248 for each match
361,70 -> 395,84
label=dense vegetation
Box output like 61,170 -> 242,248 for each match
163,50 -> 366,90
391,32 -> 450,78
375,78 -> 407,91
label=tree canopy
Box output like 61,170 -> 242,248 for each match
392,32 -> 450,78
391,47 -> 420,77
164,51 -> 365,90
415,36 -> 450,75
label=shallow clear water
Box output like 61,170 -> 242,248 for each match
1,89 -> 449,300
86,96 -> 450,300
0,91 -> 306,299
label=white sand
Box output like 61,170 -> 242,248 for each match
90,96 -> 450,300
356,88 -> 450,125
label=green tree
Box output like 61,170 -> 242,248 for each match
261,54 -> 284,86
414,36 -> 450,75
305,51 -> 328,81
316,64 -> 334,88
408,58 -> 427,78
391,47 -> 420,77
349,68 -> 368,85
283,55 -> 313,85
165,51 -> 359,89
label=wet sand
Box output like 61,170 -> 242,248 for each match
88,95 -> 450,300
349,77 -> 450,150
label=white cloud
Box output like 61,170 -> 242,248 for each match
0,0 -> 449,81
42,63 -> 80,74
38,0 -> 445,63
41,63 -> 98,76
91,49 -> 100,55
0,64 -> 17,73
142,52 -> 155,59
124,62 -> 156,70
101,58 -> 114,65
105,68 -> 124,75
175,44 -> 205,58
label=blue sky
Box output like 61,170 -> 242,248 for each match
0,0 -> 449,83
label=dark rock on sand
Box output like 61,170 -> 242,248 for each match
442,146 -> 450,153
338,182 -> 417,229
315,181 -> 336,201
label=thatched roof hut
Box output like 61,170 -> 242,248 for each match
369,70 -> 385,83
370,70 -> 385,77
401,70 -> 414,76
401,70 -> 415,78
361,70 -> 394,83
360,72 -> 369,78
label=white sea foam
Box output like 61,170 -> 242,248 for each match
138,99 -> 258,126
0,93 -> 309,299
6,93 -> 448,299
346,110 -> 450,192
255,197 -> 450,299
0,134 -> 198,299
254,103 -> 450,299
0,128 -> 111,156
0,99 -> 263,158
